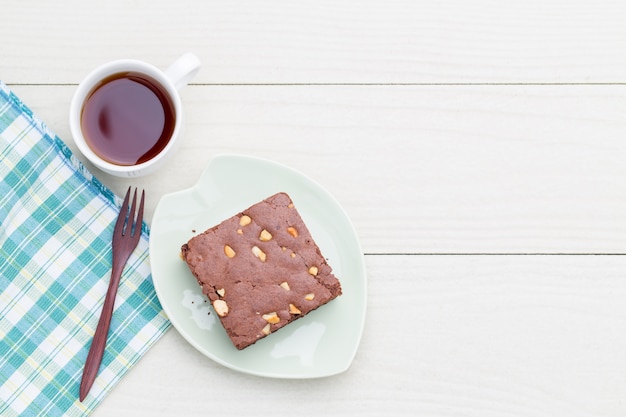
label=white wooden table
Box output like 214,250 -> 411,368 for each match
3,1 -> 626,415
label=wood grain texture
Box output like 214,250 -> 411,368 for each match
10,84 -> 626,254
2,0 -> 626,84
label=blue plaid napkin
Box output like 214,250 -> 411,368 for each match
0,81 -> 170,416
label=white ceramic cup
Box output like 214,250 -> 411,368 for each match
69,53 -> 201,177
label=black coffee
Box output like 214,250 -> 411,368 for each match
81,72 -> 176,166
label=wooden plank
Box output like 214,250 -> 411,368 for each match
1,1 -> 625,84
8,84 -> 626,254
94,254 -> 626,416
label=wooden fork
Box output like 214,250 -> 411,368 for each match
79,187 -> 145,402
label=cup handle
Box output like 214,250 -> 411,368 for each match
164,53 -> 201,91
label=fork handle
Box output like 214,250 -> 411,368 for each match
79,258 -> 127,402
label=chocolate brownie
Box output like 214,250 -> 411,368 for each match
180,192 -> 342,350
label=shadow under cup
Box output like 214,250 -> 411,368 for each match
80,71 -> 177,167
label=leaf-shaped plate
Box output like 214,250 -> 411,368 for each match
149,154 -> 366,378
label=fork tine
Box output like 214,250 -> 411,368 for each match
126,188 -> 138,237
114,187 -> 131,237
133,189 -> 145,238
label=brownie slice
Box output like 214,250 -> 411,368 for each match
180,192 -> 342,350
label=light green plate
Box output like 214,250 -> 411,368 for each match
149,154 -> 367,378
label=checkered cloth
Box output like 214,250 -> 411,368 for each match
0,81 -> 170,416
